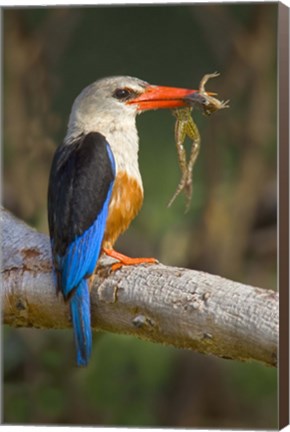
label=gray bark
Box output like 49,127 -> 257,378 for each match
1,207 -> 278,367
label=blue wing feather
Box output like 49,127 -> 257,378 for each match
70,278 -> 92,366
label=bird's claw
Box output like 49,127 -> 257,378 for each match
102,248 -> 158,272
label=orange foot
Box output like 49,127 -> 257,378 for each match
102,248 -> 158,271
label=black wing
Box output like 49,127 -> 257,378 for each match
47,131 -> 115,297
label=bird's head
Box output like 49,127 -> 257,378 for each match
66,76 -> 197,142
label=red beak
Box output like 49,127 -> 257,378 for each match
127,84 -> 198,111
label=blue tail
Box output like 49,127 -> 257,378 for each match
70,279 -> 92,367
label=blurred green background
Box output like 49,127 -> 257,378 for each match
3,3 -> 277,428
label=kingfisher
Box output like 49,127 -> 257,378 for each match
47,76 -> 197,366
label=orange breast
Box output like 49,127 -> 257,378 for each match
102,171 -> 143,249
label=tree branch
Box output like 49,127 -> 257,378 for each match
1,207 -> 278,367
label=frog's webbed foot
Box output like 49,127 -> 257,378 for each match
199,71 -> 220,93
185,72 -> 230,115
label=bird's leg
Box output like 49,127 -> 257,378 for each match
102,247 -> 158,271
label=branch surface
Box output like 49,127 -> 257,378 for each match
1,207 -> 278,367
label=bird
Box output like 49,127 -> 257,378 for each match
47,75 -> 197,366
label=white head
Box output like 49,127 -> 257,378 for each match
65,76 -> 149,143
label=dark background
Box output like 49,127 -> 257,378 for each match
3,4 -> 277,428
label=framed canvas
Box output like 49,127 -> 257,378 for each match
1,1 -> 289,430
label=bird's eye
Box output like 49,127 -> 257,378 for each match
113,87 -> 134,101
